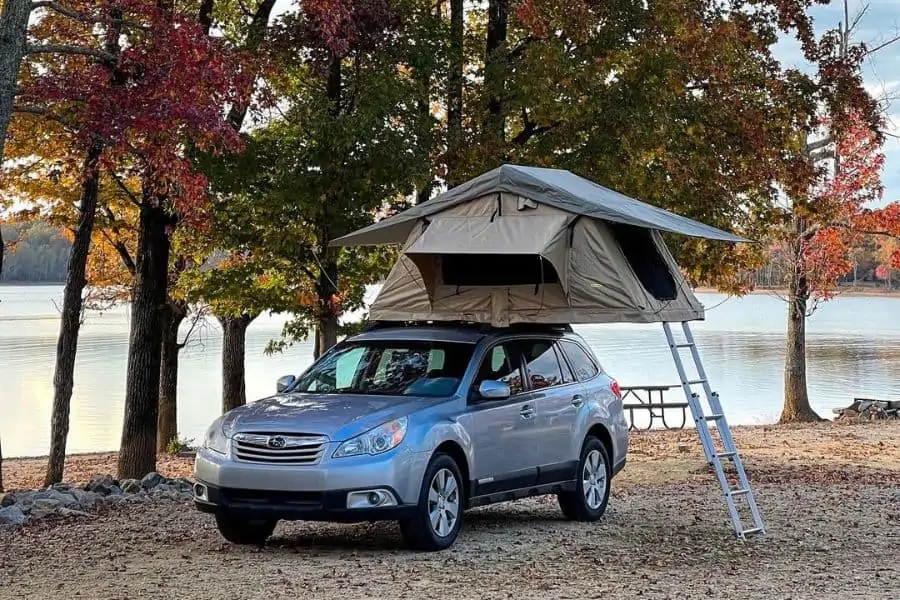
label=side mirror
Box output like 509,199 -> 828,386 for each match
478,380 -> 511,400
276,375 -> 296,393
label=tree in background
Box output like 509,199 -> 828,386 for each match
8,0 -> 253,479
196,0 -> 437,371
770,0 -> 899,423
774,118 -> 895,422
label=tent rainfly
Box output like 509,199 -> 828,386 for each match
331,164 -> 748,327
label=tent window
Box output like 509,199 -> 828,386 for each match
441,254 -> 560,286
609,223 -> 677,301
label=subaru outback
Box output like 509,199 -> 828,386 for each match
193,322 -> 629,551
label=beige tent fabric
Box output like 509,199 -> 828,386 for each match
367,193 -> 705,326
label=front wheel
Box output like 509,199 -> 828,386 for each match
399,453 -> 464,551
215,513 -> 278,545
557,436 -> 611,521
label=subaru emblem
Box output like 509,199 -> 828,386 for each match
267,436 -> 286,449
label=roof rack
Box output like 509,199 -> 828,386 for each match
361,320 -> 573,334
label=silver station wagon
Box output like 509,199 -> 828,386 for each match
193,322 -> 629,551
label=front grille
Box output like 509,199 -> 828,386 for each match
232,433 -> 328,465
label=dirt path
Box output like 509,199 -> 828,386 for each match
2,422 -> 899,600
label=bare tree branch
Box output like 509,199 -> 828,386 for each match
109,171 -> 142,208
863,33 -> 900,58
178,304 -> 210,349
805,136 -> 833,153
25,43 -> 117,64
31,1 -> 97,23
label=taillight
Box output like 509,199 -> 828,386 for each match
610,379 -> 622,398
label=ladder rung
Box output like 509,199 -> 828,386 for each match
703,414 -> 724,421
741,527 -> 764,536
728,488 -> 751,497
716,451 -> 737,460
686,379 -> 707,385
672,343 -> 694,348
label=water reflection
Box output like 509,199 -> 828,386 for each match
0,285 -> 898,457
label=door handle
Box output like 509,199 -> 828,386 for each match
571,395 -> 584,407
520,404 -> 535,419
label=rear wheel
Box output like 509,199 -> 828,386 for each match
399,453 -> 464,551
558,436 -> 611,521
215,513 -> 278,545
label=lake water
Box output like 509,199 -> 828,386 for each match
1,284 -> 898,458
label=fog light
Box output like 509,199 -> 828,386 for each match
346,489 -> 398,509
193,483 -> 209,501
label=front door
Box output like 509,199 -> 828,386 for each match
467,341 -> 539,495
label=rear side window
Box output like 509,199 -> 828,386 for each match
560,341 -> 600,382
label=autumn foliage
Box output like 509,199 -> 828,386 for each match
792,118 -> 899,301
17,1 -> 252,224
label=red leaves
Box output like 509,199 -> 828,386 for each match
300,0 -> 396,56
793,115 -> 900,300
20,1 -> 253,226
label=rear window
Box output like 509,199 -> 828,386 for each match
560,341 -> 600,381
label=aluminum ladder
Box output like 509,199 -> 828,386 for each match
663,321 -> 766,540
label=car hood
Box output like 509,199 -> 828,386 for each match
226,392 -> 444,441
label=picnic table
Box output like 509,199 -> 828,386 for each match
620,384 -> 689,430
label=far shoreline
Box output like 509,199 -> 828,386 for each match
694,285 -> 900,298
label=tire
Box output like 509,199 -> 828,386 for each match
399,453 -> 464,551
215,513 -> 278,545
557,436 -> 611,522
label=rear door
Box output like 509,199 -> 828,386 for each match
519,338 -> 583,483
467,341 -> 539,495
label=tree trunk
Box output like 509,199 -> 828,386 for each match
221,312 -> 257,413
780,269 -> 822,423
315,249 -> 340,358
446,0 -> 464,186
317,313 -> 339,359
0,0 -> 31,495
44,139 -> 103,486
157,299 -> 186,453
117,201 -> 173,479
0,0 -> 31,165
483,0 -> 509,155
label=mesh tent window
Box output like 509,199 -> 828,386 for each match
609,223 -> 677,301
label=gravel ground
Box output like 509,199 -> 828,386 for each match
1,480 -> 898,600
2,423 -> 898,600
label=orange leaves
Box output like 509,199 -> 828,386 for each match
789,115 -> 898,300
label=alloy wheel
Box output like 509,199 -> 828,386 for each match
582,449 -> 607,509
427,468 -> 460,537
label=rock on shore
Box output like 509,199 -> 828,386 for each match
833,399 -> 900,421
0,472 -> 193,527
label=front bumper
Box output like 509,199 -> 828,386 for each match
193,445 -> 429,521
193,481 -> 418,522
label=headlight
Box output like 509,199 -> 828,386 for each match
202,416 -> 229,455
333,417 -> 408,458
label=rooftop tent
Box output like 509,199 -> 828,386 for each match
331,165 -> 748,327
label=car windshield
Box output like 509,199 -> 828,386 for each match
290,339 -> 475,397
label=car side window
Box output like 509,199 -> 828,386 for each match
521,339 -> 566,390
560,341 -> 600,382
474,342 -> 525,396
